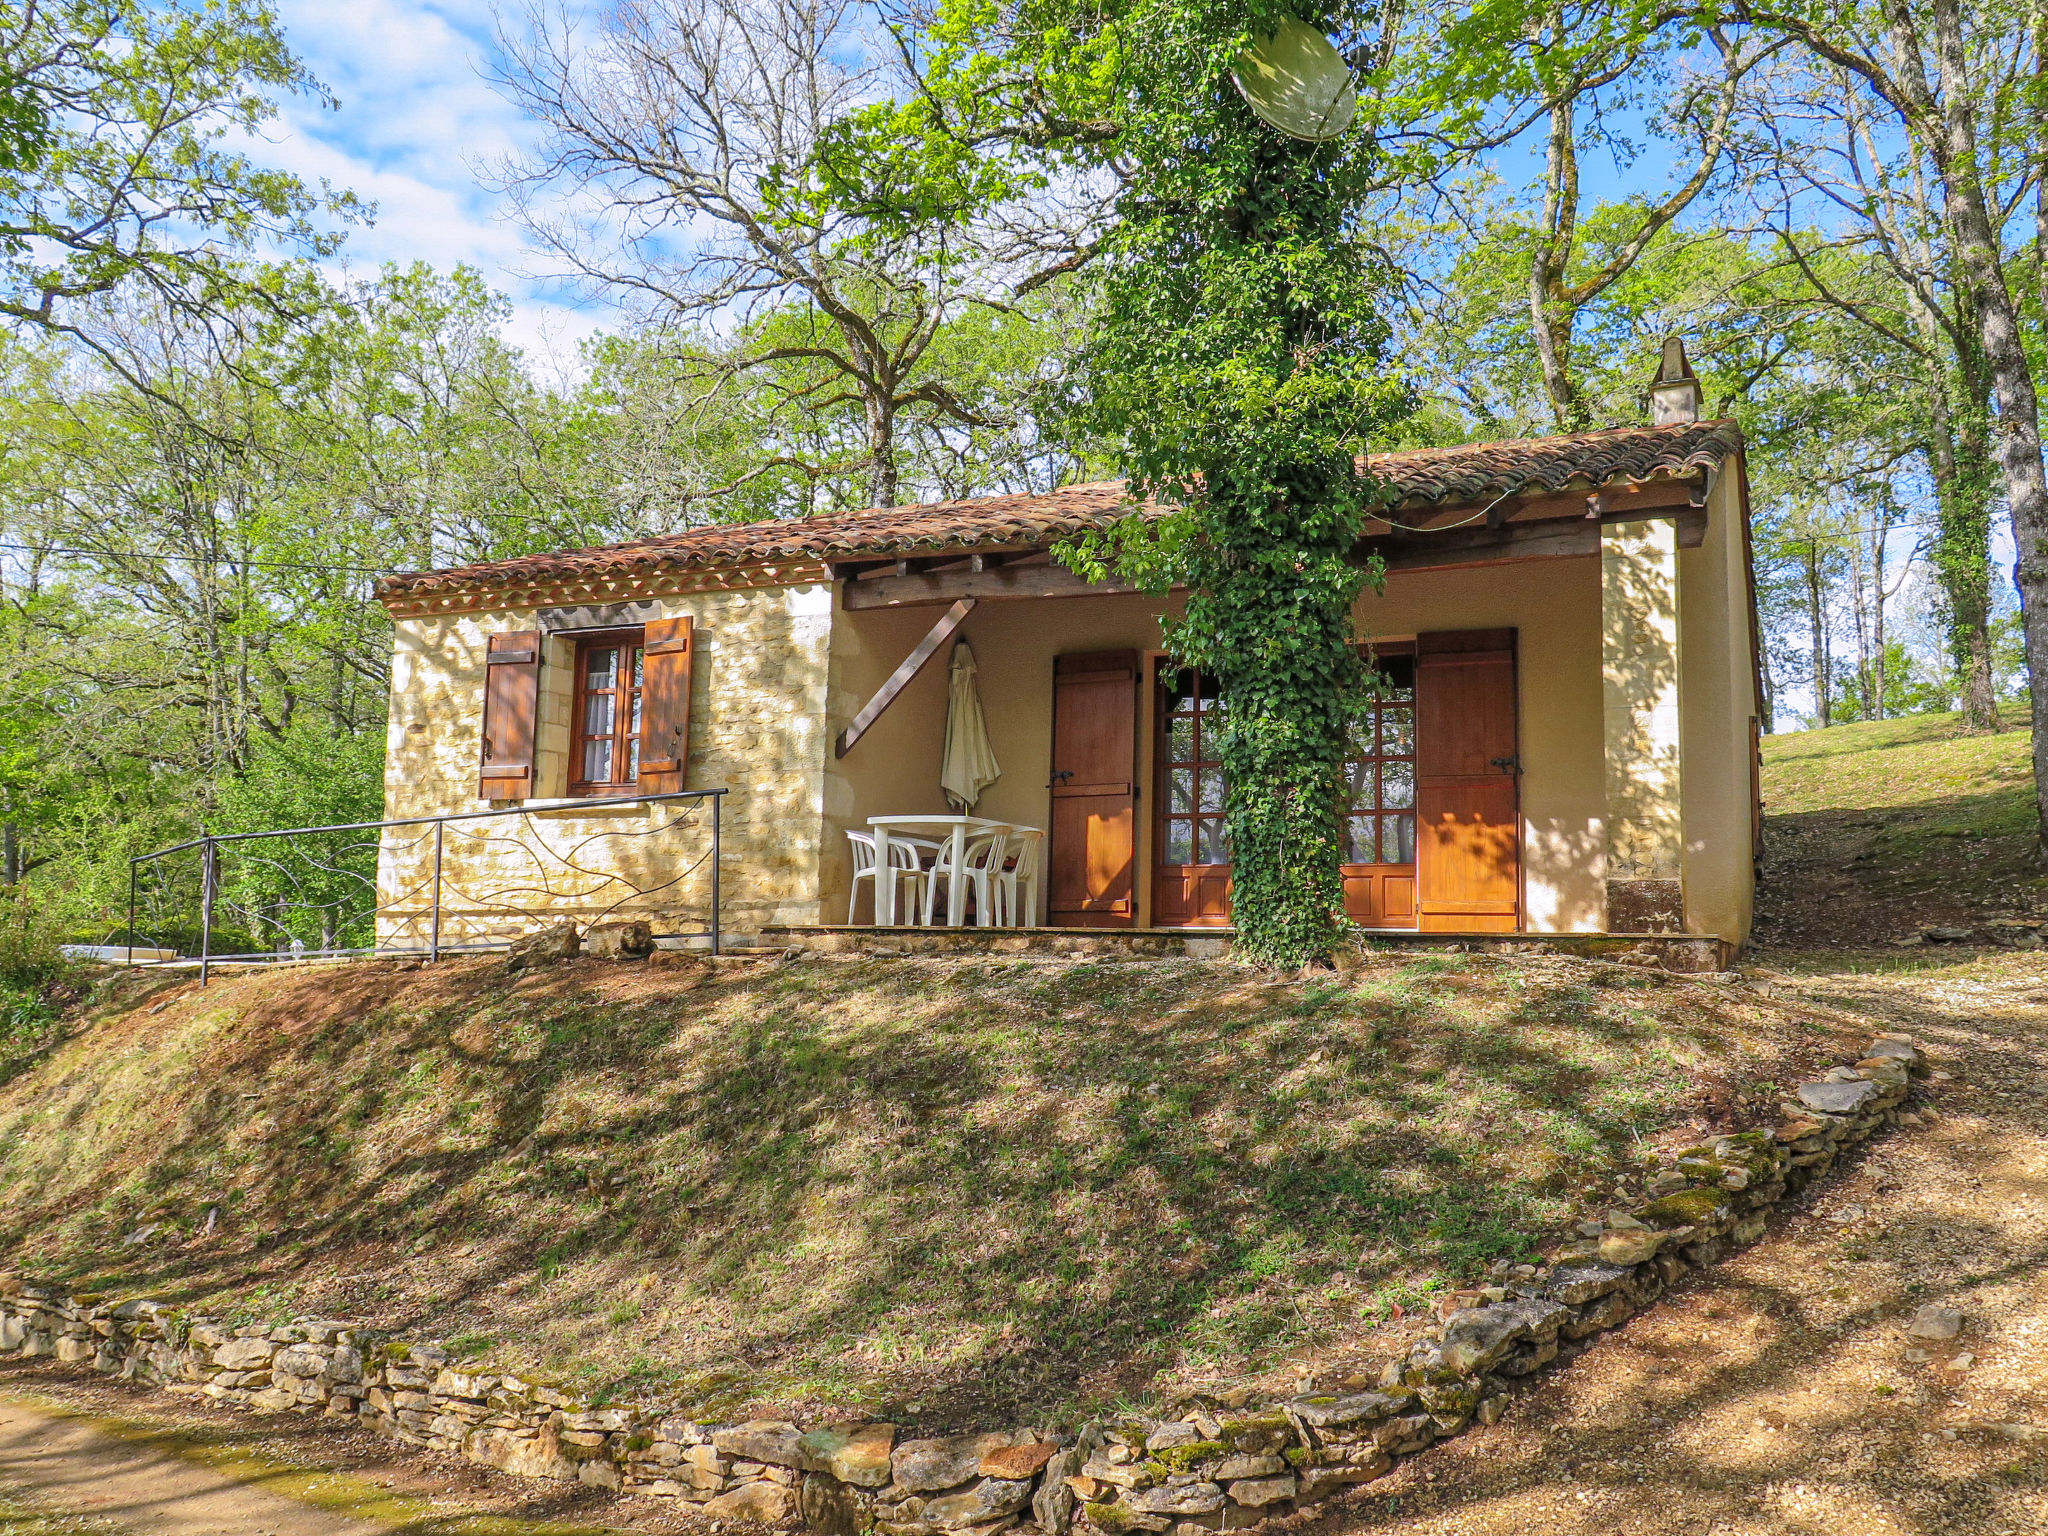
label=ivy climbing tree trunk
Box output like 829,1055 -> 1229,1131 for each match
1053,3 -> 1415,966
828,1 -> 1413,962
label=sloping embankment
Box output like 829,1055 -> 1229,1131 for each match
0,950 -> 1861,1428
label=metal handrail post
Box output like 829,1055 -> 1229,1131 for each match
429,818 -> 445,962
126,858 -> 138,970
198,836 -> 217,989
710,793 -> 722,956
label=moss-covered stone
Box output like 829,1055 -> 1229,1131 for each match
1217,1414 -> 1291,1455
1151,1440 -> 1226,1473
1085,1499 -> 1148,1532
1637,1187 -> 1731,1228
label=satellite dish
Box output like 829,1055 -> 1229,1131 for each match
1232,18 -> 1357,142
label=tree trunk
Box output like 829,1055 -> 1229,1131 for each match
1528,96 -> 1587,432
1923,350 -> 2002,731
864,392 -> 899,509
1805,536 -> 1832,727
1924,0 -> 2048,853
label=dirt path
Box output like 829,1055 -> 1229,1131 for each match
0,1386 -> 635,1536
1302,950 -> 2048,1536
0,1393 -> 395,1535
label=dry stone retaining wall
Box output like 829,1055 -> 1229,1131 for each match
0,1029 -> 1930,1533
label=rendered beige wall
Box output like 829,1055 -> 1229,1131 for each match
375,584 -> 833,947
1601,518 -> 1685,928
825,556 -> 1617,935
824,591 -> 1175,925
1353,556 -> 1611,934
1675,461 -> 1760,945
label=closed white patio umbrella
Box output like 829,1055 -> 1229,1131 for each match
940,640 -> 1002,811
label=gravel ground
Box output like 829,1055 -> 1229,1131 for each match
1288,950 -> 2048,1536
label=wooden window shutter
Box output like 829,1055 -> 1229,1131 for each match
638,614 -> 694,792
478,630 -> 542,798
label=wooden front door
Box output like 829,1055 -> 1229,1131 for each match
1048,651 -> 1139,927
1153,663 -> 1233,926
1415,629 -> 1521,932
1341,650 -> 1418,928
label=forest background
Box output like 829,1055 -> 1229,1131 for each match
0,0 -> 2038,944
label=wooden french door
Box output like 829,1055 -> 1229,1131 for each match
1415,629 -> 1521,932
1047,651 -> 1139,927
1341,649 -> 1419,927
1153,663 -> 1233,926
1137,631 -> 1521,933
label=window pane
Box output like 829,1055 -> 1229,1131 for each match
1382,759 -> 1415,809
1164,818 -> 1193,864
1170,768 -> 1194,814
628,736 -> 641,779
631,648 -> 644,685
1381,707 -> 1414,756
1198,818 -> 1229,864
1384,814 -> 1416,864
1344,758 -> 1372,810
629,691 -> 642,736
1199,766 -> 1227,813
583,688 -> 615,739
1345,813 -> 1376,865
585,647 -> 618,689
583,737 -> 613,783
1169,714 -> 1196,764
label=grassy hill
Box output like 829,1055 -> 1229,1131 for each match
1755,711 -> 2043,948
0,950 -> 1855,1432
0,709 -> 2024,1433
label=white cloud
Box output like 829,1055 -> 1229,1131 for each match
260,0 -> 613,367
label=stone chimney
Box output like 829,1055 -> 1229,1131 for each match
1647,336 -> 1703,426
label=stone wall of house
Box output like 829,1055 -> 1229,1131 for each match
0,1030 -> 1929,1533
375,584 -> 833,948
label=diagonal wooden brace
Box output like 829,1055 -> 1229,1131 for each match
834,597 -> 978,758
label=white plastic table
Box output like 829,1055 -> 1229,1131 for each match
869,814 -> 1033,927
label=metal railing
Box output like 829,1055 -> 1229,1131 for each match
127,789 -> 725,984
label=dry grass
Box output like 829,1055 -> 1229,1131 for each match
0,950 -> 1853,1431
1754,713 -> 2044,948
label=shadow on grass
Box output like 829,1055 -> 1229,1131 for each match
1301,961 -> 2048,1535
0,953 -> 1846,1426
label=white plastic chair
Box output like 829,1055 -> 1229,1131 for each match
847,830 -> 925,924
992,829 -> 1042,927
921,831 -> 1008,926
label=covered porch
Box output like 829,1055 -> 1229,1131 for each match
811,431 -> 1749,943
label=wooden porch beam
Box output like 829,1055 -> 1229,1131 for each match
840,558 -> 1143,610
1360,506 -> 1706,574
1363,474 -> 1702,536
834,598 -> 978,757
836,483 -> 1710,608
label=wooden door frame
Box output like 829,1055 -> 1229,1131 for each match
1148,654 -> 1237,928
1137,648 -> 1167,928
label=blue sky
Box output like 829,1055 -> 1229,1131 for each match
266,0 -> 606,363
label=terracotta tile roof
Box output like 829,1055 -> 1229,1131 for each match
378,420 -> 1741,602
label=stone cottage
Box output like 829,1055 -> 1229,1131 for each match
371,352 -> 1761,954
